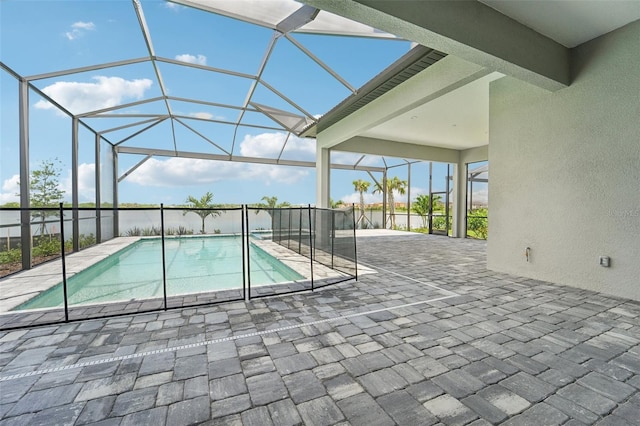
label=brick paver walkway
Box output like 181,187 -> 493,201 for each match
1,233 -> 639,425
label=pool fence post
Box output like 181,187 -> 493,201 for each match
242,205 -> 249,301
160,203 -> 168,310
308,205 -> 314,291
60,203 -> 69,322
331,208 -> 335,269
298,207 -> 303,254
288,207 -> 292,250
352,204 -> 358,280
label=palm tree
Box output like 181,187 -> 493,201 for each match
373,177 -> 408,229
330,198 -> 345,209
412,194 -> 431,228
386,176 -> 407,229
352,179 -> 370,228
183,192 -> 221,234
255,196 -> 291,218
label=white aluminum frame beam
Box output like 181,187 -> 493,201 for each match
116,145 -> 385,172
24,57 -> 151,81
285,34 -> 356,94
173,118 -> 232,155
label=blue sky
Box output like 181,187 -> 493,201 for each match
0,0 -> 463,207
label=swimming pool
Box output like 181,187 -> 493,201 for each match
15,236 -> 304,310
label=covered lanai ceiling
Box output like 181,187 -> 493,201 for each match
304,0 -> 640,156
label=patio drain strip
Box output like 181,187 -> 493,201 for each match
0,271 -> 460,382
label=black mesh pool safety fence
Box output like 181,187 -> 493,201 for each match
267,206 -> 357,293
0,204 -> 357,330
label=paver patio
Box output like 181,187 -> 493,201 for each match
1,231 -> 639,425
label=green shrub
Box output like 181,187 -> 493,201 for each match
142,226 -> 161,236
78,233 -> 96,249
432,216 -> 447,230
166,226 -> 193,236
0,248 -> 21,264
33,238 -> 62,257
467,208 -> 488,239
124,227 -> 142,236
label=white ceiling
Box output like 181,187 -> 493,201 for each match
354,1 -> 640,153
480,0 -> 640,48
362,72 -> 504,150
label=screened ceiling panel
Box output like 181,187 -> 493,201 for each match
157,62 -> 254,107
298,10 -> 400,38
27,61 -> 162,117
172,120 -> 238,153
173,121 -> 232,155
330,152 -> 392,169
80,116 -> 167,137
250,103 -> 311,134
290,33 -> 412,89
260,36 -> 352,115
0,1 -> 147,77
172,0 -> 301,29
90,99 -> 172,118
1,0 -> 416,171
112,120 -> 177,150
170,0 -> 400,39
145,3 -> 273,74
279,135 -> 316,162
168,100 -> 246,125
250,83 -> 308,118
82,117 -> 167,142
469,164 -> 489,181
238,110 -> 287,130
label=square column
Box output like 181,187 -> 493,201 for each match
316,145 -> 330,208
451,161 -> 467,238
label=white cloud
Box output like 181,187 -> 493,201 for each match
191,112 -> 213,120
341,192 -> 382,205
239,132 -> 315,161
58,163 -> 94,202
331,151 -> 382,167
188,112 -> 226,121
126,157 -> 308,187
0,175 -> 20,204
72,21 -> 95,30
471,188 -> 488,205
410,186 -> 428,198
34,76 -> 153,115
165,2 -> 183,10
65,21 -> 95,40
175,54 -> 207,65
341,185 -> 428,206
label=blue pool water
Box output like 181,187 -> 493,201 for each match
16,236 -> 303,310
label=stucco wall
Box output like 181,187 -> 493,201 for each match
487,21 -> 640,301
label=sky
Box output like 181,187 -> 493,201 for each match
0,0 -> 486,207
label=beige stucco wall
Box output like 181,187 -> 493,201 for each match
487,21 -> 640,301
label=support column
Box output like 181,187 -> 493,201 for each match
18,80 -> 31,270
382,169 -> 387,228
452,160 -> 468,238
406,162 -> 411,230
95,133 -> 102,243
315,145 -> 330,208
71,118 -> 79,252
113,147 -> 119,237
428,162 -> 433,234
